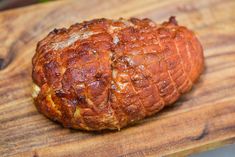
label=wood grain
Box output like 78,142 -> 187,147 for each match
1,0 -> 235,156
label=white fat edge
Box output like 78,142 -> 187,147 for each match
112,69 -> 118,79
32,83 -> 40,98
108,25 -> 122,34
119,72 -> 129,78
113,35 -> 119,45
138,65 -> 145,70
51,31 -> 97,50
116,81 -> 128,90
125,56 -> 135,66
76,83 -> 85,88
109,51 -> 113,58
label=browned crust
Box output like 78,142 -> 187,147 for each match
32,17 -> 204,131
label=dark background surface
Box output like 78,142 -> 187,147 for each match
0,0 -> 50,11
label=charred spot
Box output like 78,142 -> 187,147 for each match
55,90 -> 67,98
70,98 -> 78,106
83,18 -> 107,29
169,16 -> 178,25
50,28 -> 67,35
52,28 -> 59,34
95,72 -> 103,78
129,17 -> 141,24
142,18 -> 153,23
77,95 -> 86,104
89,18 -> 106,24
70,22 -> 82,28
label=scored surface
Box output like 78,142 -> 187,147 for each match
2,0 -> 235,156
32,17 -> 204,130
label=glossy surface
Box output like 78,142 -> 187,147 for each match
1,0 -> 235,156
32,17 -> 204,130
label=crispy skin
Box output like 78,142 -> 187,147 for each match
32,17 -> 204,130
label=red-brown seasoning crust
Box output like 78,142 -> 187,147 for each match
32,17 -> 204,130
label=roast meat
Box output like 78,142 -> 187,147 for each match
32,17 -> 204,130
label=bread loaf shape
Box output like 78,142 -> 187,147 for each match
32,17 -> 204,130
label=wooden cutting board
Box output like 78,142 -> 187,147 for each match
1,0 -> 235,156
